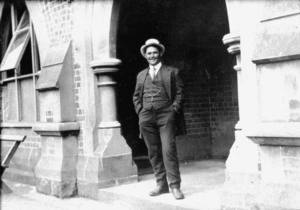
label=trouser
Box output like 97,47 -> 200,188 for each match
139,105 -> 181,189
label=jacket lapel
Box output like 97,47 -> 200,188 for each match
139,68 -> 149,100
160,65 -> 172,100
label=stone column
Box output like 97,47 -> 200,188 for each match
90,58 -> 137,185
220,1 -> 264,209
91,59 -> 121,129
244,1 -> 300,209
222,33 -> 255,174
76,58 -> 137,199
223,33 -> 242,130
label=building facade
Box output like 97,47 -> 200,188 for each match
222,0 -> 300,209
1,0 -> 299,208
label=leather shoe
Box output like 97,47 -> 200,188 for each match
149,185 -> 169,196
171,188 -> 184,199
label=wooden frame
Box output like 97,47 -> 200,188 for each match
0,11 -> 30,72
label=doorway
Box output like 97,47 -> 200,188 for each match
116,0 -> 238,174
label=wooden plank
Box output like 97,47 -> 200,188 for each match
2,141 -> 21,167
0,135 -> 26,142
0,180 -> 12,194
1,135 -> 26,167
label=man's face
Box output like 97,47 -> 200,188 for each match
145,46 -> 162,66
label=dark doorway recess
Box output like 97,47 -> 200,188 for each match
116,0 -> 238,174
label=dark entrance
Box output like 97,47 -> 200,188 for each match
116,0 -> 237,174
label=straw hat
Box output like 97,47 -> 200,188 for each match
140,38 -> 165,58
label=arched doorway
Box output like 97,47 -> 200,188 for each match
116,0 -> 238,174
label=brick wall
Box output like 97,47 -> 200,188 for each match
183,62 -> 238,140
184,71 -> 210,138
0,87 -> 2,122
180,54 -> 238,158
40,0 -> 74,47
73,59 -> 84,155
209,64 -> 239,157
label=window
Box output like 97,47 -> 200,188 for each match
0,2 -> 40,122
1,11 -> 30,72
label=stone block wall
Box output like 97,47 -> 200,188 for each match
1,127 -> 41,185
282,147 -> 300,182
39,1 -> 87,156
222,0 -> 300,208
222,145 -> 300,210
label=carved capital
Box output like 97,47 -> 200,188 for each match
223,33 -> 241,55
90,58 -> 121,75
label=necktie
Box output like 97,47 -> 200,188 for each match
150,67 -> 155,80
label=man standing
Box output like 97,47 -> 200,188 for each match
133,38 -> 186,199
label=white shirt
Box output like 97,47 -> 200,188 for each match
149,62 -> 162,79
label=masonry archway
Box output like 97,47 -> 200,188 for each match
116,0 -> 238,173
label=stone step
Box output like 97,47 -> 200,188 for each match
97,160 -> 225,210
98,187 -> 198,210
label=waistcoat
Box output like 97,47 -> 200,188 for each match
142,69 -> 170,110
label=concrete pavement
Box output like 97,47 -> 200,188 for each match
1,159 -> 225,210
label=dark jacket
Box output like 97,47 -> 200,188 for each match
133,64 -> 187,136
